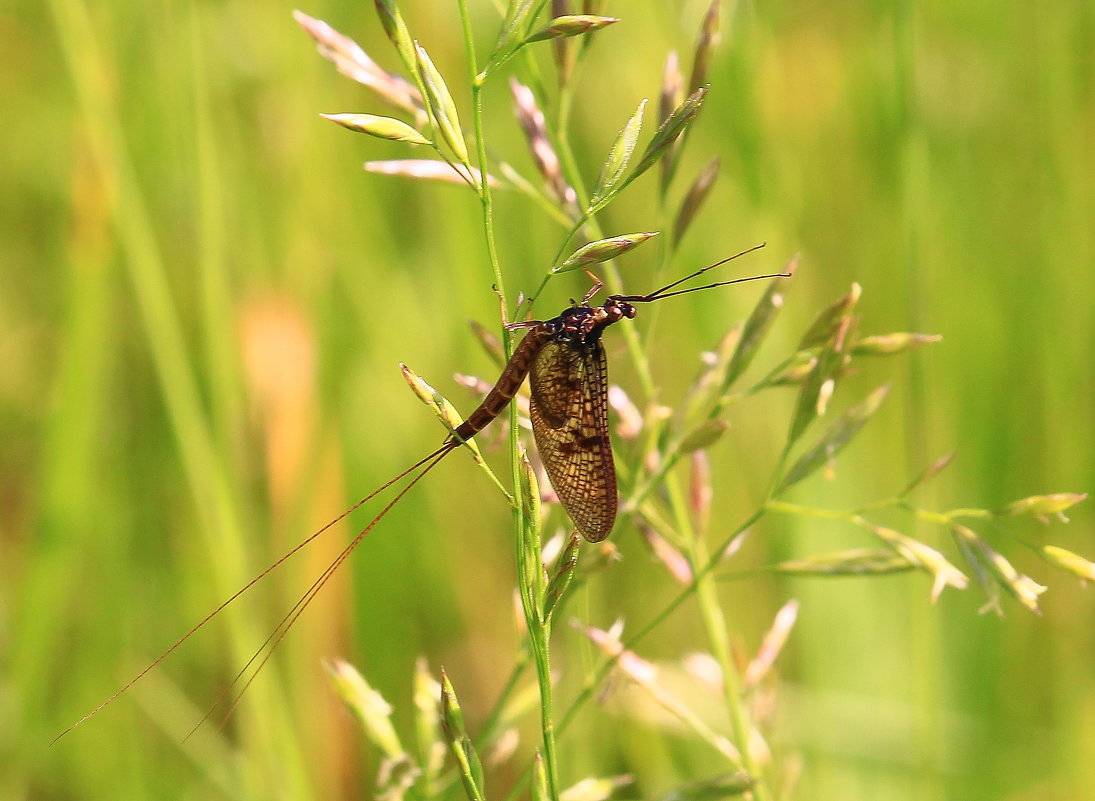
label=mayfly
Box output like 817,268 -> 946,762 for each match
55,243 -> 786,741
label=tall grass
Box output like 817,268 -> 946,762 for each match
4,1 -> 1093,800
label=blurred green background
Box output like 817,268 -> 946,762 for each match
3,1 -> 1093,799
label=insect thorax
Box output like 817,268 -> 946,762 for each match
544,298 -> 637,346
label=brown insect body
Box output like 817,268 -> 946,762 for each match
452,297 -> 636,542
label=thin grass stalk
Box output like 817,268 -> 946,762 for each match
459,2 -> 562,796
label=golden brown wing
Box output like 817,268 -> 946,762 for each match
528,338 -> 617,542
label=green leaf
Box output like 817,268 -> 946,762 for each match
678,419 -> 729,454
320,113 -> 430,144
722,260 -> 795,390
495,0 -> 538,52
374,0 -> 417,73
520,445 -> 541,526
672,157 -> 720,246
415,43 -> 469,164
557,231 -> 659,271
525,14 -> 619,43
590,99 -> 646,204
630,86 -> 707,182
543,532 -> 581,623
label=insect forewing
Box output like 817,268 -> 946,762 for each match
529,338 -> 617,542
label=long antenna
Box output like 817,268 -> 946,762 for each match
613,243 -> 788,303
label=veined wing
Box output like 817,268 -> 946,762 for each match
528,338 -> 617,542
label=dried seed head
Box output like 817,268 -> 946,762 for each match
951,524 -> 1046,614
690,449 -> 713,526
1038,545 -> 1095,582
486,728 -> 520,767
510,79 -> 575,207
638,521 -> 692,583
872,526 -> 968,601
325,659 -> 405,759
996,492 -> 1088,524
607,385 -> 642,439
672,157 -> 720,247
294,10 -> 422,117
660,51 -> 683,125
687,1 -> 721,94
744,600 -> 799,689
365,159 -> 499,187
467,319 -> 505,366
852,332 -> 943,356
525,14 -> 620,43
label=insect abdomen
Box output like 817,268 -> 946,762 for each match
451,326 -> 548,441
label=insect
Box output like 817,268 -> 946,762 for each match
55,244 -> 785,741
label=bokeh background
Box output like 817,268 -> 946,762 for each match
3,1 -> 1093,799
